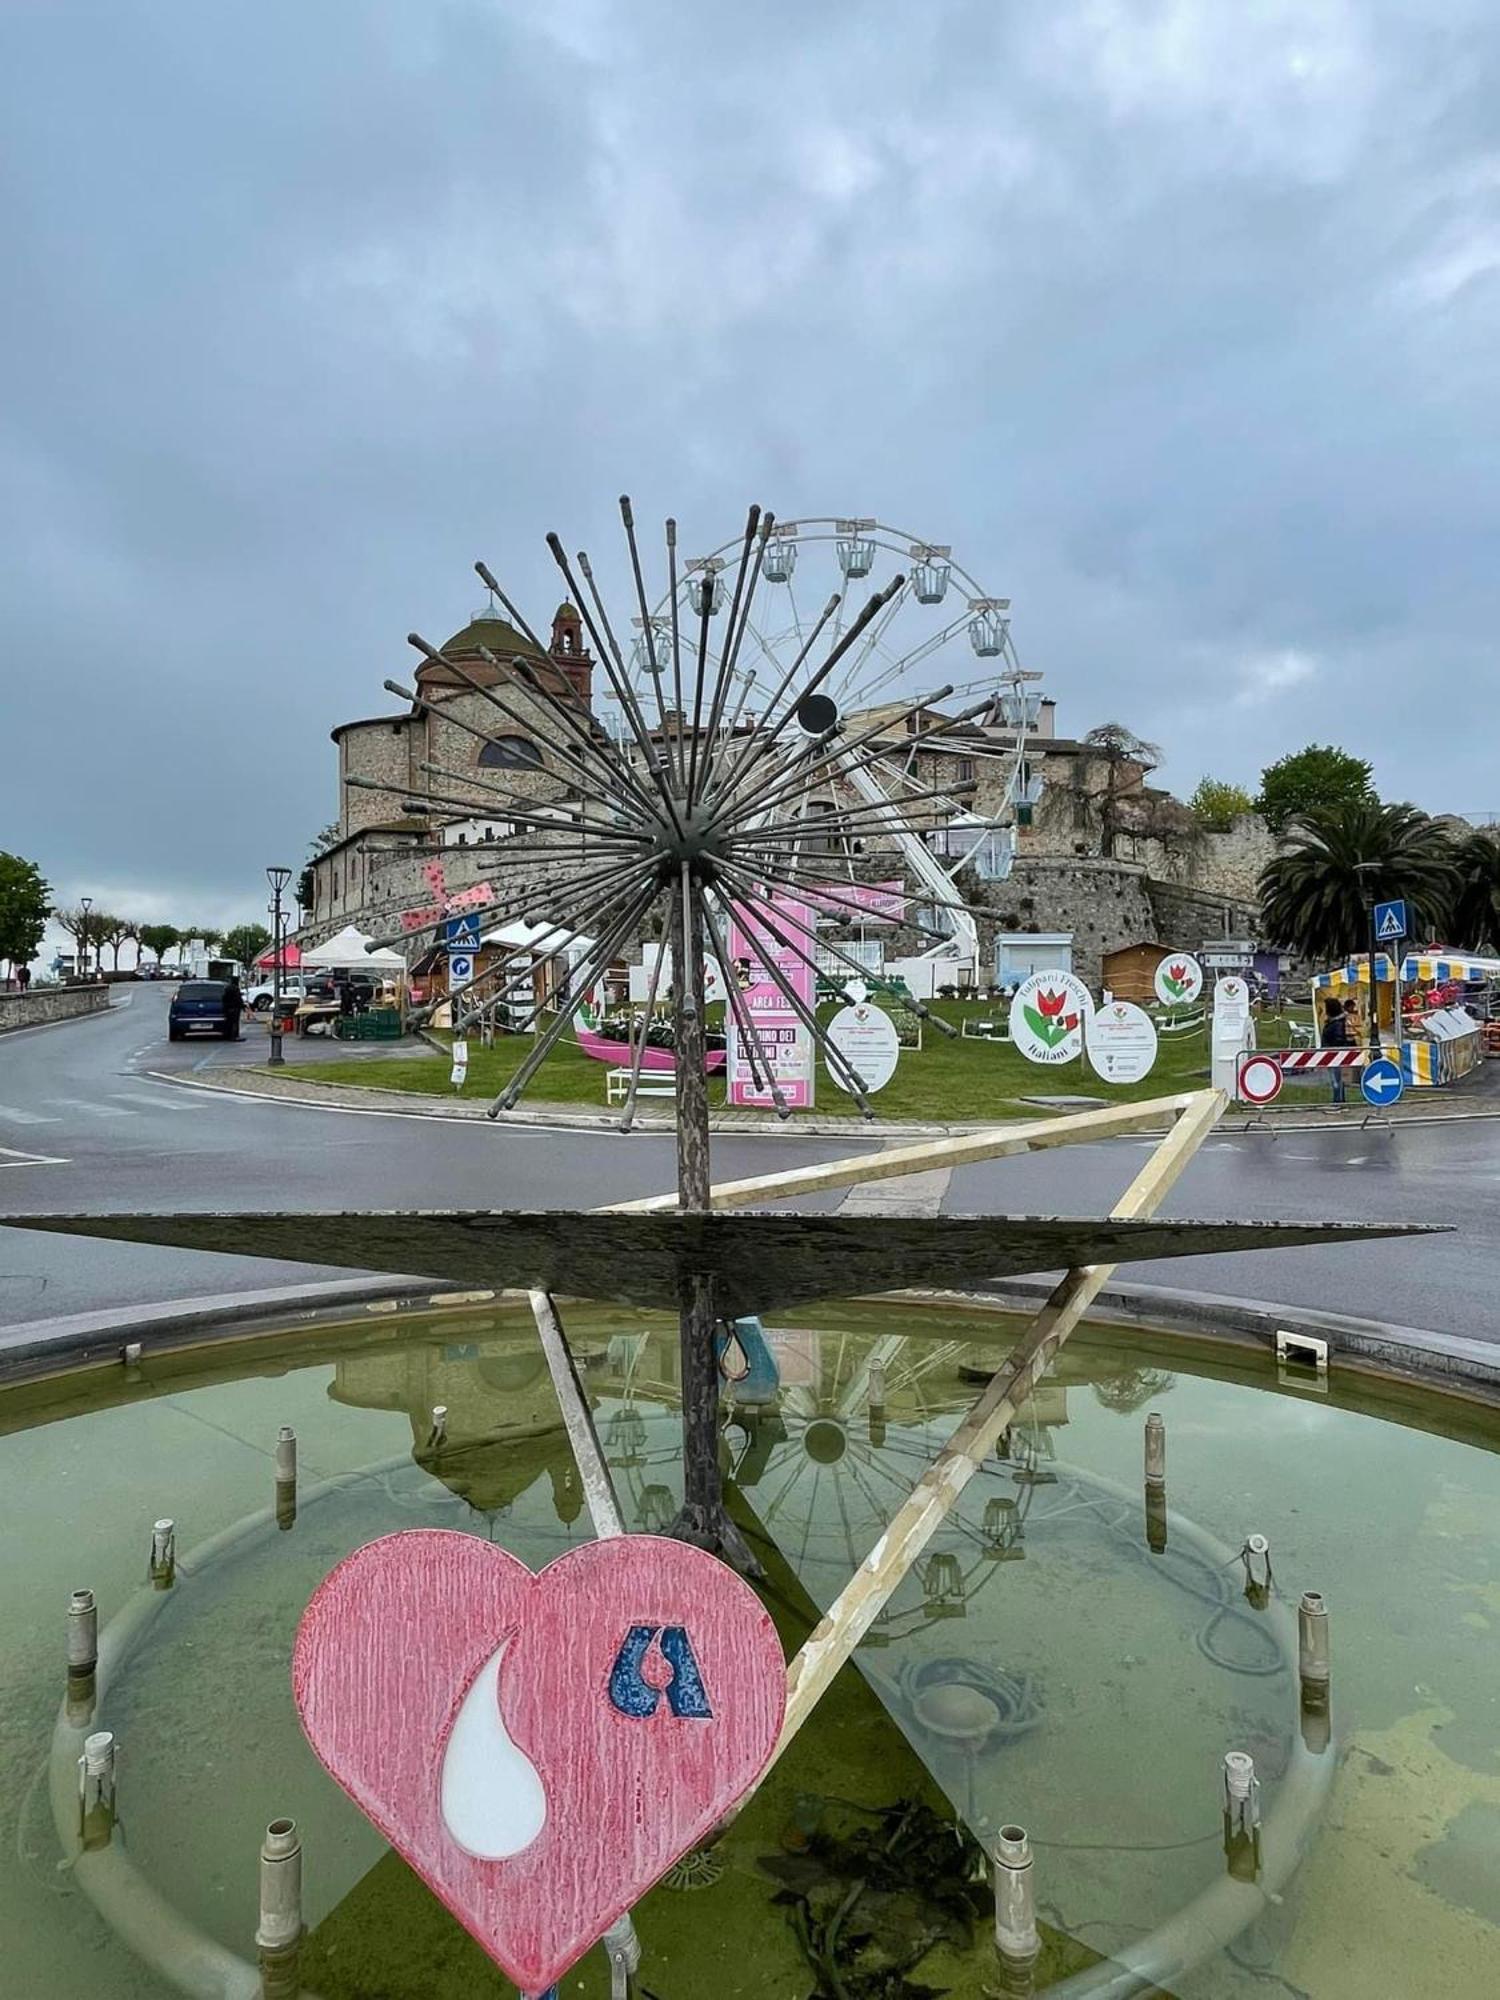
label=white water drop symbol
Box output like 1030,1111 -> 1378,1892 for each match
440,1637 -> 548,1860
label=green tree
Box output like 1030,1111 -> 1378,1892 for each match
53,904 -> 108,975
296,822 -> 341,914
97,914 -> 134,970
1189,777 -> 1255,831
1256,744 -> 1374,835
222,922 -> 272,972
1259,801 -> 1457,964
1450,828 -> 1500,952
0,851 -> 51,975
137,923 -> 180,968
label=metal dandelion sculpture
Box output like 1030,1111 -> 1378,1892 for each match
377,499 -> 1015,1562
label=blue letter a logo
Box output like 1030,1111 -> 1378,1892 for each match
607,1625 -> 714,1718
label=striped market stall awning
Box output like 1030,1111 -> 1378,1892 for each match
1311,955 -> 1398,989
1399,953 -> 1500,983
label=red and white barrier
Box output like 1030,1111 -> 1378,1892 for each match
1236,1047 -> 1368,1104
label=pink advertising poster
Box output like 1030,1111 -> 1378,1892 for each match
726,894 -> 817,1109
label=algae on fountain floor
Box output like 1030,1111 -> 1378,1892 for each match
298,1495 -> 1112,1999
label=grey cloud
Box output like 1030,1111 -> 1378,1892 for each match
4,0 -> 1499,923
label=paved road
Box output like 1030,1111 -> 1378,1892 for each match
0,989 -> 864,1324
0,987 -> 1490,1337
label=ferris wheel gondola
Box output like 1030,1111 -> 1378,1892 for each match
622,517 -> 1042,978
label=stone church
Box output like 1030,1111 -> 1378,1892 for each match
303,600 -> 600,943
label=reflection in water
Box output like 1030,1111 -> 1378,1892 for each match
4,1302 -> 1500,1997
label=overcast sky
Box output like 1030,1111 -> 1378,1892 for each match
4,0 -> 1498,935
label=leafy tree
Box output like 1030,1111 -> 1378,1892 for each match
223,922 -> 272,972
97,914 -> 134,970
1450,828 -> 1500,952
0,851 -> 51,975
1259,801 -> 1457,964
1256,745 -> 1374,835
1189,777 -> 1255,831
53,904 -> 109,974
137,923 -> 180,968
296,822 -> 342,915
198,926 -> 224,950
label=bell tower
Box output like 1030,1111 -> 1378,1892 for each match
548,602 -> 593,704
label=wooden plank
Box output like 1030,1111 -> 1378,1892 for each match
0,1202 -> 1421,1321
764,1086 -> 1226,1771
607,1091 -> 1203,1214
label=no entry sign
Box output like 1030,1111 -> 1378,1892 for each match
1237,1052 -> 1283,1105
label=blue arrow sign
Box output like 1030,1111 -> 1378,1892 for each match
447,951 -> 475,986
444,914 -> 482,948
1374,899 -> 1408,942
1361,1056 -> 1404,1108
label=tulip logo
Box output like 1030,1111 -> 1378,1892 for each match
1023,986 -> 1080,1049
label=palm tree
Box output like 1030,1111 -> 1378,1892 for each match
1259,801 -> 1457,964
1450,829 -> 1500,952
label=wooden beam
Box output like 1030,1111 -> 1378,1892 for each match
528,1290 -> 625,1539
763,1086 -> 1225,1773
606,1091 -> 1202,1215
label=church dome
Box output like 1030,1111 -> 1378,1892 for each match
413,609 -> 548,692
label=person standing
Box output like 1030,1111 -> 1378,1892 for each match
1321,998 -> 1351,1103
222,977 -> 244,1042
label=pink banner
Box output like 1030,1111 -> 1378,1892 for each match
800,878 -> 906,924
727,895 -> 817,1110
398,881 -> 496,932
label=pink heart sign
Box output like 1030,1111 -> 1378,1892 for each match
293,1530 -> 786,1993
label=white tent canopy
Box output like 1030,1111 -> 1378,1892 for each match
302,924 -> 406,970
480,918 -> 596,957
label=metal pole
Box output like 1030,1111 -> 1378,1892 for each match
993,1824 -> 1040,1994
1367,897 -> 1382,1059
668,865 -> 757,1574
268,871 -> 286,1067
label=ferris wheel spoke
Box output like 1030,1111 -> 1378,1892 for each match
828,576 -> 909,704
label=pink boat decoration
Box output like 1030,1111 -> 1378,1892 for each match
576,1024 -> 726,1073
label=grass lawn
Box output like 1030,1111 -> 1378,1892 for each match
314,1001 -> 1305,1122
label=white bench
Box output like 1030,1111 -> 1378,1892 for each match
606,1066 -> 678,1104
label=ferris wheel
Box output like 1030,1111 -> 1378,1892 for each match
621,517 -> 1044,971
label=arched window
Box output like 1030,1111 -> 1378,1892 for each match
479,736 -> 544,770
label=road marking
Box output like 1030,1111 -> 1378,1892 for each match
108,1091 -> 203,1113
0,1144 -> 69,1167
0,1103 -> 61,1125
50,1097 -> 132,1119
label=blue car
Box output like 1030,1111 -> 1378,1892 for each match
168,980 -> 240,1040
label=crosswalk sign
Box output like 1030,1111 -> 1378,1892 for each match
1374,899 -> 1407,942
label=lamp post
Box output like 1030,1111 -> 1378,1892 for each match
79,895 -> 93,983
267,867 -> 292,1067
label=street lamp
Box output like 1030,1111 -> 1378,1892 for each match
266,867 -> 292,1067
79,895 -> 93,982
1351,862 -> 1383,1059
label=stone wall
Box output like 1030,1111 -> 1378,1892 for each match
974,858 -> 1158,989
0,985 -> 112,1034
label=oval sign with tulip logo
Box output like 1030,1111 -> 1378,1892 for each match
1010,970 -> 1094,1065
1153,953 -> 1204,1008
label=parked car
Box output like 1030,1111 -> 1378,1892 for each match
247,977 -> 304,1012
168,980 -> 240,1040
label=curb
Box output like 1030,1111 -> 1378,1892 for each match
0,1275 -> 444,1383
953,1274 -> 1500,1401
148,1064 -> 1500,1140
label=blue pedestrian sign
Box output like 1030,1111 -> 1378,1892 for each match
1361,1056 -> 1404,1108
1374,899 -> 1408,943
444,913 -> 482,948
